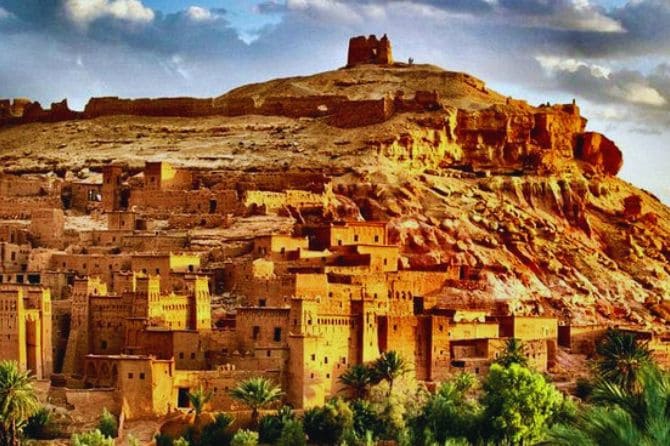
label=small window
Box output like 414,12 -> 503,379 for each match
128,373 -> 134,379
324,356 -> 329,364
190,353 -> 196,359
273,327 -> 282,342
179,352 -> 184,359
266,350 -> 271,357
259,299 -> 267,307
252,326 -> 260,340
374,235 -> 379,243
139,373 -> 145,380
101,340 -> 108,350
354,235 -> 359,242
311,354 -> 316,361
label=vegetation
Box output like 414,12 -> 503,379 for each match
200,412 -> 234,446
303,398 -> 353,445
230,429 -> 258,446
97,408 -> 118,438
370,351 -> 410,396
22,406 -> 53,440
496,338 -> 529,368
595,328 -> 652,391
188,387 -> 213,417
71,429 -> 114,446
277,419 -> 306,446
230,377 -> 282,428
548,364 -> 670,445
258,405 -> 295,444
0,361 -> 40,446
481,363 -> 564,445
338,364 -> 372,400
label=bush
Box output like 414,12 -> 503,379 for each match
155,433 -> 175,446
231,429 -> 258,446
71,429 -> 115,446
575,377 -> 594,400
200,412 -> 234,446
173,437 -> 190,446
278,419 -> 306,446
23,407 -> 54,439
259,406 -> 295,444
97,408 -> 118,438
303,399 -> 353,445
351,399 -> 382,439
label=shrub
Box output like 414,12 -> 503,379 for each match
23,406 -> 54,439
97,408 -> 118,438
71,429 -> 115,446
230,429 -> 258,446
259,405 -> 295,444
200,412 -> 234,446
278,419 -> 306,446
155,433 -> 175,446
173,437 -> 190,446
303,399 -> 353,445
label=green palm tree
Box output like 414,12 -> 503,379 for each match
230,377 -> 282,428
371,351 -> 409,396
595,328 -> 652,391
338,364 -> 372,400
547,365 -> 670,445
187,386 -> 213,417
496,338 -> 529,368
0,361 -> 39,446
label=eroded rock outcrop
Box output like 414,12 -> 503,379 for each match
576,131 -> 623,175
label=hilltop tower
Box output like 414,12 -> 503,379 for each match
347,34 -> 394,67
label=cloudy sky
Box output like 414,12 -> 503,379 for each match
0,0 -> 669,202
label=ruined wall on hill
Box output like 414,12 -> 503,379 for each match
328,97 -> 395,128
84,97 -> 216,118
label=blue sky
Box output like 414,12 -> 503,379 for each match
0,0 -> 669,202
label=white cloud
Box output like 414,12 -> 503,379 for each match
610,82 -> 667,107
185,6 -> 219,22
64,0 -> 155,26
0,7 -> 11,19
536,55 -> 611,79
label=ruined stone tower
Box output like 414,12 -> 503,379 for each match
347,34 -> 393,67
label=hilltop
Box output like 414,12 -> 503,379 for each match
0,35 -> 669,332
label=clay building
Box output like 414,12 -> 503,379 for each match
0,284 -> 53,379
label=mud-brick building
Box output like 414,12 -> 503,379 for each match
0,284 -> 53,379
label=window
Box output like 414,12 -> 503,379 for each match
311,354 -> 316,361
273,327 -> 282,342
374,235 -> 379,243
139,373 -> 145,380
128,373 -> 134,379
190,353 -> 196,359
101,340 -> 108,350
252,326 -> 260,340
266,350 -> 271,357
354,235 -> 359,242
259,299 -> 267,307
179,352 -> 184,359
324,356 -> 329,364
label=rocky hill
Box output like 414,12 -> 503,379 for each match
1,39 -> 669,330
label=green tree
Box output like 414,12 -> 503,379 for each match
229,377 -> 282,428
0,361 -> 39,446
188,387 -> 213,417
351,399 -> 383,440
410,374 -> 482,445
547,364 -> 670,445
173,437 -> 190,446
230,429 -> 258,446
370,351 -> 410,396
496,338 -> 529,368
595,328 -> 652,391
258,405 -> 295,444
97,408 -> 118,438
338,364 -> 372,400
71,429 -> 115,446
200,412 -> 234,446
303,398 -> 354,446
278,419 -> 306,446
481,363 -> 563,445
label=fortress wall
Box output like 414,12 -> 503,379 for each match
167,214 -> 225,229
0,174 -> 62,197
257,95 -> 348,118
328,97 -> 395,128
0,196 -> 62,219
84,97 -> 216,118
129,189 -> 241,215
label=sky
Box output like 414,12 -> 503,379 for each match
0,0 -> 669,202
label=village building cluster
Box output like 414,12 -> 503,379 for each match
3,157 -> 663,421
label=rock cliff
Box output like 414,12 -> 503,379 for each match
1,49 -> 668,330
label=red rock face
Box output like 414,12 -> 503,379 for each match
576,132 -> 623,176
623,195 -> 643,221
